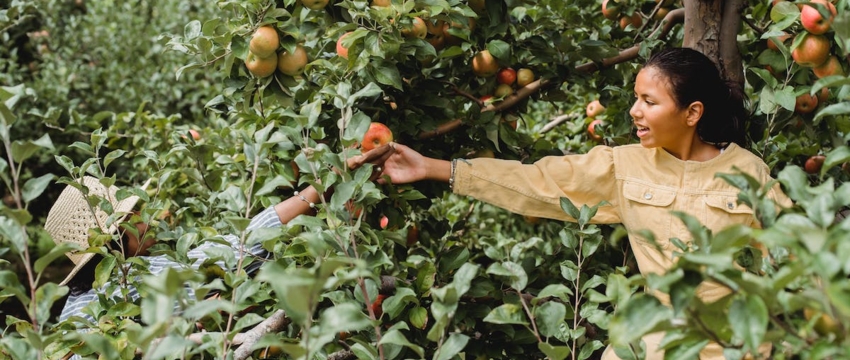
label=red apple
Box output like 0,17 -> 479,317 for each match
817,87 -> 829,103
800,0 -> 836,35
497,68 -> 517,85
586,99 -> 606,117
587,119 -> 604,141
792,34 -> 830,67
618,12 -> 642,30
805,155 -> 825,174
336,32 -> 352,59
371,294 -> 387,318
249,26 -> 279,58
813,56 -> 845,78
602,0 -> 621,21
406,225 -> 419,246
795,93 -> 819,114
361,122 -> 393,153
766,32 -> 790,51
472,50 -> 499,77
380,216 -> 389,229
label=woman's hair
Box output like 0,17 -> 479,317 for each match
644,47 -> 748,147
67,254 -> 101,296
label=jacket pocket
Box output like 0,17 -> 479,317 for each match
622,181 -> 677,249
703,194 -> 755,231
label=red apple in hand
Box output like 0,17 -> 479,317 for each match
361,122 -> 394,153
805,155 -> 825,174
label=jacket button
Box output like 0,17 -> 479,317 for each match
727,202 -> 734,209
644,193 -> 652,200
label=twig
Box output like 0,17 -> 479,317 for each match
540,113 -> 581,134
443,80 -> 483,106
233,310 -> 291,360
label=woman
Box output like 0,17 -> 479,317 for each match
378,48 -> 790,359
49,145 -> 393,327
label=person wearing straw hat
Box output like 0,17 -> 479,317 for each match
48,145 -> 394,327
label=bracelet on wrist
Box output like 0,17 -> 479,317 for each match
293,190 -> 316,209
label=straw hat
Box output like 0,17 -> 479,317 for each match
44,176 -> 150,286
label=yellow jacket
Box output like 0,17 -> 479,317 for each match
452,143 -> 789,359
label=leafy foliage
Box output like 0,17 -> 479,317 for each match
1,0 -> 850,359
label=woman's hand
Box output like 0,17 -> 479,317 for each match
378,143 -> 450,184
346,143 -> 395,171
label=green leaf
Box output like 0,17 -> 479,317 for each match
22,173 -> 55,203
560,260 -> 578,282
34,242 -> 75,274
609,295 -> 672,346
486,40 -> 511,62
409,306 -> 428,329
12,133 -> 54,163
483,303 -> 528,325
0,216 -> 27,254
813,102 -> 850,125
370,60 -> 403,90
539,342 -> 571,360
94,256 -> 117,289
534,302 -> 567,338
560,197 -> 580,219
774,86 -> 797,111
433,333 -> 469,360
319,302 -> 372,333
380,328 -> 425,358
728,296 -> 768,353
184,20 -> 201,40
486,261 -> 527,291
537,284 -> 574,302
822,146 -> 850,174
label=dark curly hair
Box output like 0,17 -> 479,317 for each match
644,47 -> 748,147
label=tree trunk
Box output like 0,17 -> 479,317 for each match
682,0 -> 745,90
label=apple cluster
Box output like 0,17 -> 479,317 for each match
602,0 -> 677,31
585,100 -> 607,141
763,0 -> 846,174
244,25 -> 309,78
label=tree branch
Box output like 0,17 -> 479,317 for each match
328,349 -> 356,360
720,0 -> 746,87
540,113 -> 581,134
233,310 -> 291,360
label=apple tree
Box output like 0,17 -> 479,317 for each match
1,0 -> 850,359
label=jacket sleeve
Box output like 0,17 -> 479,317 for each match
452,145 -> 620,223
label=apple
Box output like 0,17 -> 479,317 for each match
805,155 -> 826,174
804,308 -> 842,336
792,34 -> 830,67
619,12 -> 642,30
401,17 -> 427,39
336,32 -> 352,59
469,0 -> 486,13
653,7 -> 670,21
277,45 -> 309,76
406,225 -> 420,246
299,0 -> 329,10
524,215 -> 541,224
812,56 -> 845,78
371,0 -> 390,6
586,99 -> 606,117
497,68 -> 517,85
766,32 -> 791,51
588,119 -> 604,141
516,68 -> 535,87
795,93 -> 819,114
380,216 -> 389,229
472,50 -> 499,77
494,83 -> 513,98
181,129 -> 201,141
2,194 -> 16,207
245,51 -> 277,78
361,122 -> 394,153
800,0 -> 836,35
817,87 -> 829,103
479,95 -> 495,106
602,0 -> 621,20
249,26 -> 279,58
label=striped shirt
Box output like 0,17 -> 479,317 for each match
58,206 -> 282,324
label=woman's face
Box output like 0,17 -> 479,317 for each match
629,66 -> 697,157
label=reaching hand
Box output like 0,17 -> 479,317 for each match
346,143 -> 394,170
378,143 -> 442,184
